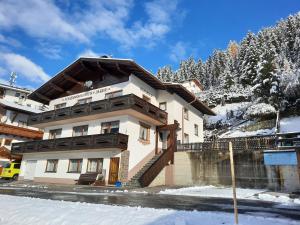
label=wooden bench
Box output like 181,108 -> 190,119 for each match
76,172 -> 99,185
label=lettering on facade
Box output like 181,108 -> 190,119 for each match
61,87 -> 111,102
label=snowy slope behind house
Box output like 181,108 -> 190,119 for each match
156,12 -> 300,139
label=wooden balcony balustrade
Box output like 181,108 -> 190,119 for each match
11,133 -> 128,154
0,123 -> 43,140
28,94 -> 168,126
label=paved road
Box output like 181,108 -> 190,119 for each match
0,178 -> 12,184
0,186 -> 299,221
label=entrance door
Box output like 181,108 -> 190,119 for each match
108,157 -> 119,185
24,160 -> 37,180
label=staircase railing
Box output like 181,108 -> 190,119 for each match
138,146 -> 173,187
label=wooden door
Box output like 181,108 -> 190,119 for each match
108,157 -> 119,185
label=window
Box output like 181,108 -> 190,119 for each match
0,88 -> 4,98
27,104 -> 31,107
72,125 -> 88,137
105,90 -> 122,99
68,159 -> 82,173
139,122 -> 150,142
13,164 -> 21,169
87,158 -> 103,173
101,121 -> 120,134
159,102 -> 167,111
183,108 -> 189,120
142,95 -> 151,103
49,129 -> 62,139
184,133 -> 189,144
4,139 -> 12,146
15,92 -> 21,97
45,160 -> 58,173
194,124 -> 199,136
18,120 -> 27,127
54,103 -> 66,110
77,97 -> 92,105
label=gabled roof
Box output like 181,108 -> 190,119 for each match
29,57 -> 215,115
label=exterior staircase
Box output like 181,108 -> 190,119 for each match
125,147 -> 173,188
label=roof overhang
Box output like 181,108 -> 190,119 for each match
29,57 -> 215,116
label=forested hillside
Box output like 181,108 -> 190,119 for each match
157,12 -> 300,114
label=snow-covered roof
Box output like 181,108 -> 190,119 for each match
280,116 -> 300,133
0,99 -> 42,114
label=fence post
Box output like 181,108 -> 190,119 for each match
229,141 -> 239,224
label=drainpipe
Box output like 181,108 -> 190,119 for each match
182,95 -> 198,143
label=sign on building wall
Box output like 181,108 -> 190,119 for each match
263,150 -> 298,166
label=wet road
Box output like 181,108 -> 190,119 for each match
0,187 -> 299,221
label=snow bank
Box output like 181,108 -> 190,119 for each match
0,194 -> 298,225
160,186 -> 300,205
206,102 -> 249,126
280,116 -> 300,133
160,186 -> 265,199
244,103 -> 276,119
220,128 -> 275,138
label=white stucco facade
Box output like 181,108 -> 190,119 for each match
16,60 -> 212,185
0,84 -> 45,152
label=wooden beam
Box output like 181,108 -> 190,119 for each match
80,60 -> 94,72
49,82 -> 64,92
116,63 -> 129,76
96,61 -> 110,74
63,73 -> 83,86
35,92 -> 51,102
0,123 -> 43,140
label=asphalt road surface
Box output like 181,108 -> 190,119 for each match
0,186 -> 299,221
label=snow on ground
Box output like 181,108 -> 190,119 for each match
159,186 -> 300,205
0,194 -> 298,225
220,128 -> 275,138
280,116 -> 300,133
206,102 -> 250,126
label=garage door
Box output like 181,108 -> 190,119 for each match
24,160 -> 37,180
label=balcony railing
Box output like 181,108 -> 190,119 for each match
28,94 -> 168,126
11,133 -> 128,154
0,123 -> 43,140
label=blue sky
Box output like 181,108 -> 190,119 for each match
0,0 -> 299,89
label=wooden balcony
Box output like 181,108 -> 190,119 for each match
0,123 -> 43,140
28,94 -> 168,128
11,133 -> 128,154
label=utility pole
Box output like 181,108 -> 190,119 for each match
229,141 -> 238,224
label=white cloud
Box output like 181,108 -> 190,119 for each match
0,0 -> 88,42
0,52 -> 50,83
169,41 -> 187,62
0,34 -> 22,48
36,42 -> 62,59
0,0 -> 182,49
78,49 -> 102,58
